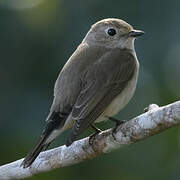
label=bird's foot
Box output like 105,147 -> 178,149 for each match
108,116 -> 126,141
89,124 -> 102,145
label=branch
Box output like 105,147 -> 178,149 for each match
1,101 -> 180,180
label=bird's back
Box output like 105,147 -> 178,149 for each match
47,43 -> 109,121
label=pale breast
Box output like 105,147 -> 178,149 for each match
95,61 -> 139,123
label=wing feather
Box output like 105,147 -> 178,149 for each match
66,49 -> 137,145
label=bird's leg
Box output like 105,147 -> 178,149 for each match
91,124 -> 102,133
89,124 -> 102,145
108,116 -> 126,128
108,116 -> 126,140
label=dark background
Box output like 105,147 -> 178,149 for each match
0,0 -> 180,179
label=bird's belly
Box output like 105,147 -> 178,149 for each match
95,70 -> 138,123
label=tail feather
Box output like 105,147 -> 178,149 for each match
21,111 -> 67,168
21,135 -> 48,168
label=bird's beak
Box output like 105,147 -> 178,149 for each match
128,30 -> 145,37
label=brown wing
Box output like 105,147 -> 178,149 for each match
66,48 -> 137,146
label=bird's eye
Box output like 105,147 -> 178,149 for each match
107,28 -> 116,36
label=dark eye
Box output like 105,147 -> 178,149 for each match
107,28 -> 116,36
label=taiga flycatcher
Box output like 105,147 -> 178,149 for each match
22,18 -> 144,168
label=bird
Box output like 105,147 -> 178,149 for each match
21,18 -> 144,168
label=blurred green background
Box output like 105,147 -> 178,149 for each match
0,0 -> 180,179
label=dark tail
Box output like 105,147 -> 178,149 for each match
21,135 -> 49,168
21,111 -> 67,168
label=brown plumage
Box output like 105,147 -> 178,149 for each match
22,18 -> 144,168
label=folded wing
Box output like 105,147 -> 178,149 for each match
66,49 -> 136,146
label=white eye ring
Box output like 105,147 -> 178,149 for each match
105,27 -> 117,36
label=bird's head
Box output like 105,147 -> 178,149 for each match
83,18 -> 144,50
